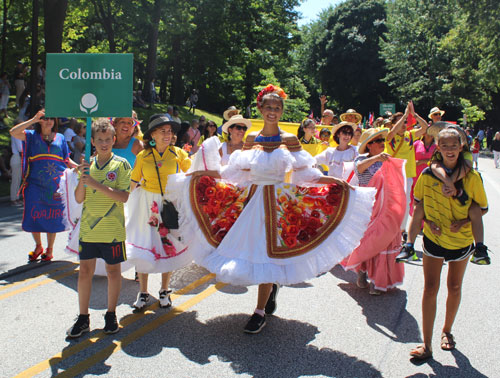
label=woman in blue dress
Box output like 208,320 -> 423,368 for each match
10,110 -> 76,261
111,113 -> 144,167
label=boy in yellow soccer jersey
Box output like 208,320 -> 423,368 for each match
409,128 -> 488,360
67,118 -> 132,338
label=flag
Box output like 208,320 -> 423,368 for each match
368,112 -> 374,126
406,112 -> 417,130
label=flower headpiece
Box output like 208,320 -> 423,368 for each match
256,84 -> 288,105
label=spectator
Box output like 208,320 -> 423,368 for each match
320,109 -> 335,126
165,105 -> 174,121
198,115 -> 207,134
14,61 -> 26,108
63,118 -> 78,158
486,127 -> 493,150
10,120 -> 23,205
72,122 -> 86,164
188,89 -> 198,114
0,72 -> 10,118
492,132 -> 500,168
18,88 -> 31,121
476,128 -> 485,149
172,107 -> 181,124
186,118 -> 201,154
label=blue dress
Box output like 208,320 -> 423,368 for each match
112,137 -> 137,167
22,130 -> 70,232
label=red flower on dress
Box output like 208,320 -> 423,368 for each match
151,201 -> 159,214
158,223 -> 169,237
148,215 -> 159,227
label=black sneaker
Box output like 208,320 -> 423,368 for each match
396,244 -> 417,262
67,314 -> 90,338
470,244 -> 491,265
401,231 -> 408,245
104,311 -> 119,334
243,313 -> 266,334
265,284 -> 279,315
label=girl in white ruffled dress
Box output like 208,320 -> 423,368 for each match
166,85 -> 376,333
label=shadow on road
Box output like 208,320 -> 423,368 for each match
331,265 -> 421,344
117,311 -> 382,378
407,348 -> 488,377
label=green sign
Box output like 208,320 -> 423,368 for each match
379,103 -> 396,116
45,53 -> 133,117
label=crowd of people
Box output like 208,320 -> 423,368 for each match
5,82 -> 495,363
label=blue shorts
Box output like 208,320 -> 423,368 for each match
79,241 -> 126,265
423,235 -> 473,262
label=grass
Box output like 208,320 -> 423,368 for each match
134,104 -> 223,130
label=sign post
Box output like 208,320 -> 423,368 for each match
45,53 -> 133,161
379,103 -> 396,117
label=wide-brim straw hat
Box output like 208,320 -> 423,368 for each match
358,128 -> 389,154
428,107 -> 445,119
340,109 -> 362,124
223,106 -> 241,121
143,115 -> 180,139
222,114 -> 252,133
427,121 -> 468,146
331,121 -> 357,137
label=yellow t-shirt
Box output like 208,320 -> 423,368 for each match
131,146 -> 191,193
80,154 -> 132,243
386,129 -> 418,178
414,168 -> 488,249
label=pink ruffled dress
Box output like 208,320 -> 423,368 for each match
341,157 -> 406,291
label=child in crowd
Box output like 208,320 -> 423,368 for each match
409,128 -> 488,360
397,123 -> 489,265
319,127 -> 332,144
472,137 -> 480,170
67,118 -> 132,338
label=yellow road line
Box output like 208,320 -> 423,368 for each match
0,269 -> 78,301
0,263 -> 78,292
14,273 -> 216,378
55,282 -> 226,378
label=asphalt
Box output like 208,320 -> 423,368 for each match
1,156 -> 499,378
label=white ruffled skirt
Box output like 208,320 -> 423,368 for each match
167,174 -> 375,286
126,187 -> 192,274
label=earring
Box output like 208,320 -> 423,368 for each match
149,139 -> 156,147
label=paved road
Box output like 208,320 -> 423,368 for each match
1,157 -> 499,378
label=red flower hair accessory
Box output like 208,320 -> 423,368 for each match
256,84 -> 288,105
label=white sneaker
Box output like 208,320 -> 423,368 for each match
132,292 -> 150,310
159,290 -> 172,308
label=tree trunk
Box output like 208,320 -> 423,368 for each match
143,0 -> 162,103
43,0 -> 68,53
90,0 -> 116,53
29,0 -> 39,117
171,35 -> 183,105
1,0 -> 9,73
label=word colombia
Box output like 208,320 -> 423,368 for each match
58,68 -> 123,80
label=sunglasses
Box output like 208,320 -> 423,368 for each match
231,125 -> 248,131
41,117 -> 56,121
367,138 -> 386,145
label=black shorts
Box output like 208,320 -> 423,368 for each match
79,241 -> 126,265
422,235 -> 473,262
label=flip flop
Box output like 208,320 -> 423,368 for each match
28,245 -> 44,262
441,332 -> 456,351
410,345 -> 433,360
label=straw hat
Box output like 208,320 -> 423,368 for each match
427,121 -> 467,146
143,115 -> 180,139
331,121 -> 356,137
428,107 -> 445,119
340,109 -> 362,124
223,106 -> 241,121
222,114 -> 252,133
358,128 -> 389,154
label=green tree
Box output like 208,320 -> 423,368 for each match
313,0 -> 389,117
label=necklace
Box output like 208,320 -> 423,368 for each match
42,133 -> 52,141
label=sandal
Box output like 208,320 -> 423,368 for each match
41,248 -> 53,262
441,332 -> 456,351
410,344 -> 433,360
28,245 -> 44,262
